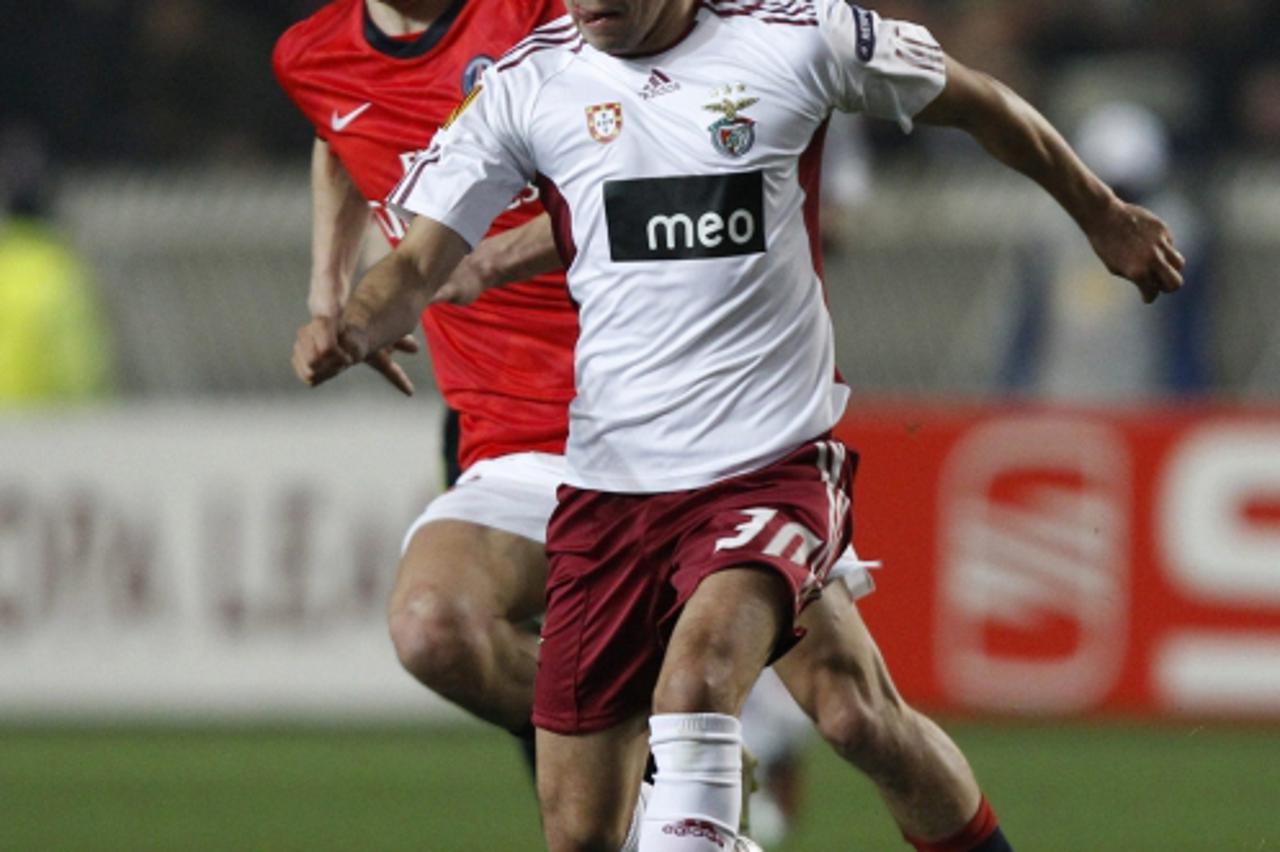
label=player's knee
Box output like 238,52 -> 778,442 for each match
387,590 -> 486,690
652,645 -> 743,714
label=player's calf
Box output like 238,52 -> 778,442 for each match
776,588 -> 1011,849
807,659 -> 915,787
808,662 -> 1013,849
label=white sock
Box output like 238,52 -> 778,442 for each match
619,781 -> 653,852
638,713 -> 742,851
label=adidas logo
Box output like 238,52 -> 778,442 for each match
661,819 -> 726,847
640,68 -> 680,100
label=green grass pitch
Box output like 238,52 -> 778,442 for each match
2,721 -> 1277,850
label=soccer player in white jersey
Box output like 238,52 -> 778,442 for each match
295,0 -> 1184,849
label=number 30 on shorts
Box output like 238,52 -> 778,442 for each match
713,507 -> 821,566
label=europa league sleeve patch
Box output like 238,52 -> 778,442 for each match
442,84 -> 484,131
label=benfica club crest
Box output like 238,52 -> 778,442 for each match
586,102 -> 624,143
704,84 -> 759,158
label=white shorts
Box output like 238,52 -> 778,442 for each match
401,452 -> 568,552
401,450 -> 878,599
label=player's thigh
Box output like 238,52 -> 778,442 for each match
656,566 -> 792,715
772,581 -> 902,720
392,518 -> 546,623
537,712 -> 651,843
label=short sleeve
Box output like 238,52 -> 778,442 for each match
272,29 -> 331,142
386,72 -> 535,247
815,0 -> 946,133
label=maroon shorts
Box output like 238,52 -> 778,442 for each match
533,436 -> 857,735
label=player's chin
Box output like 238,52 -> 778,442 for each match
578,32 -> 623,53
571,8 -> 631,47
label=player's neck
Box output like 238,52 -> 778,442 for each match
616,0 -> 700,58
365,0 -> 451,36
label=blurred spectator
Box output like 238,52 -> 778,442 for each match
1000,101 -> 1213,399
0,122 -> 114,406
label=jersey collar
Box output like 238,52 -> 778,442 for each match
362,0 -> 467,59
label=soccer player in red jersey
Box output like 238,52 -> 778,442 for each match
274,0 -> 574,746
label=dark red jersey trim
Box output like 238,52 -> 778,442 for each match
898,39 -> 943,62
703,0 -> 817,22
895,47 -> 943,73
502,30 -> 580,58
704,0 -> 812,14
391,151 -> 440,208
797,117 -> 844,386
494,18 -> 580,70
535,172 -> 577,271
701,5 -> 818,26
496,32 -> 584,71
900,35 -> 942,53
524,17 -> 578,39
798,116 -> 828,285
500,26 -> 578,61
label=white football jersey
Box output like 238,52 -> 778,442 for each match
391,0 -> 946,492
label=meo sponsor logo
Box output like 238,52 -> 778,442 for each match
603,171 -> 766,262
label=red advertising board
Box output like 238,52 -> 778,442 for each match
835,403 -> 1280,718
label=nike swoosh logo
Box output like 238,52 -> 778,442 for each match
330,102 -> 372,132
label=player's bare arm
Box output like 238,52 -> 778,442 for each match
917,56 -> 1185,304
308,137 -> 371,320
293,214 -> 468,388
294,137 -> 420,395
436,213 -> 559,305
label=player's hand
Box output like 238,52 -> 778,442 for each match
1086,201 -> 1185,304
293,316 -> 354,388
365,334 -> 420,396
431,253 -> 491,306
292,317 -> 419,395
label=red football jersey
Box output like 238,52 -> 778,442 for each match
274,0 -> 577,470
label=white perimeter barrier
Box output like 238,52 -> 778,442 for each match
0,400 -> 470,721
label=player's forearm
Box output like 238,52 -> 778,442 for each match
340,251 -> 429,353
468,213 -> 562,288
309,138 -> 371,319
919,58 -> 1117,234
341,216 -> 470,355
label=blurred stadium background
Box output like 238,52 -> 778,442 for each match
2,1 -> 1279,850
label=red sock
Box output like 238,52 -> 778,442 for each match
905,796 -> 1001,852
